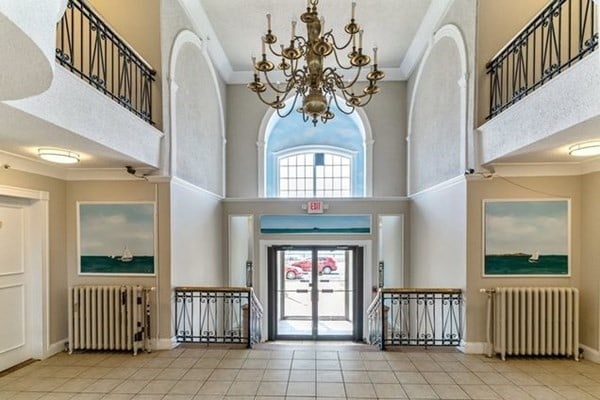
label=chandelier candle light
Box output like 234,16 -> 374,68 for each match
247,0 -> 384,126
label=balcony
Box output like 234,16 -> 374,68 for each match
478,0 -> 599,167
0,0 -> 162,173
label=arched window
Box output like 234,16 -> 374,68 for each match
277,147 -> 354,198
259,98 -> 373,198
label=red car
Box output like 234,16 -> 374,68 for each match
291,256 -> 337,274
285,265 -> 305,279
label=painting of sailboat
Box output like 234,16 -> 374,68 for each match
78,203 -> 155,275
483,199 -> 569,276
119,246 -> 133,262
528,250 -> 539,263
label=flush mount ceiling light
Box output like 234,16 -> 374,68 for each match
38,148 -> 80,164
568,141 -> 600,157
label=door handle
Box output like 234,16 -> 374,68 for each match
296,289 -> 309,293
321,289 -> 334,293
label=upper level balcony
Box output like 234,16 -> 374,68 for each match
477,0 -> 599,169
0,0 -> 163,176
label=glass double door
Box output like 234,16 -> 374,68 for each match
268,245 -> 363,340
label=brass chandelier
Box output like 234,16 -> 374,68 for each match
247,0 -> 384,126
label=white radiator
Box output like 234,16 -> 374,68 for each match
483,287 -> 579,360
68,285 -> 152,355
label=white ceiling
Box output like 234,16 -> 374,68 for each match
200,0 -> 432,74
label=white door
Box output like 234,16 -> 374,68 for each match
0,200 -> 30,371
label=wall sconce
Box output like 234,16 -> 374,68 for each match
568,141 -> 600,157
38,148 -> 80,164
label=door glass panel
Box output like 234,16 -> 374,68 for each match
277,250 -> 312,335
317,249 -> 353,336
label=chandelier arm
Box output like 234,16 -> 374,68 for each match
261,72 -> 291,95
326,31 -> 354,51
328,66 -> 363,91
329,47 -> 355,70
331,92 -> 356,115
267,43 -> 283,58
276,91 -> 302,119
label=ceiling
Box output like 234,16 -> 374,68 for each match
200,0 -> 432,75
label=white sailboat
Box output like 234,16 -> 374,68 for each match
528,250 -> 539,263
119,245 -> 133,262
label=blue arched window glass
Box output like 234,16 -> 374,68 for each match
265,99 -> 366,197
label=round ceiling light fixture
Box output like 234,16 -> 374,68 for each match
38,148 -> 80,164
568,141 -> 600,157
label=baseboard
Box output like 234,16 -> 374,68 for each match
46,339 -> 68,358
580,344 -> 600,363
154,337 -> 180,351
458,341 -> 487,355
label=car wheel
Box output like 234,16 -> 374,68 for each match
322,266 -> 332,274
286,271 -> 296,279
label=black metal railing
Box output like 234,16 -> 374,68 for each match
486,0 -> 598,119
56,0 -> 156,124
174,287 -> 263,348
368,288 -> 463,350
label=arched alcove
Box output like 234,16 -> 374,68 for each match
407,24 -> 469,195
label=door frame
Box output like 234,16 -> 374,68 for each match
0,185 -> 50,364
259,239 -> 373,342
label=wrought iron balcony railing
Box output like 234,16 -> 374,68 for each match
56,0 -> 156,125
486,0 -> 598,120
367,288 -> 463,350
175,287 -> 263,348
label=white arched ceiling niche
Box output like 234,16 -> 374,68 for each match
256,100 -> 374,197
407,24 -> 468,195
168,30 -> 226,195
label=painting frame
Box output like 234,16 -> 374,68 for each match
77,201 -> 156,276
482,199 -> 571,277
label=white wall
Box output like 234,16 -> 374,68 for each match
409,178 -> 467,289
170,179 -> 223,286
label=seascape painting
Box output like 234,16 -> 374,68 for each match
483,199 -> 570,276
78,202 -> 155,275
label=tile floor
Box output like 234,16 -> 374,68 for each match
1,342 -> 599,399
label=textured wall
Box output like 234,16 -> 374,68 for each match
173,42 -> 224,195
409,37 -> 462,194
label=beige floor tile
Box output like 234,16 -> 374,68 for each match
289,369 -> 315,382
548,385 -> 597,399
449,371 -> 485,384
489,384 -> 535,400
341,371 -> 370,383
157,368 -> 189,380
52,378 -> 97,393
388,361 -> 418,372
363,361 -> 390,371
181,369 -> 212,381
367,371 -> 397,384
317,360 -> 340,370
138,380 -> 177,395
235,369 -> 264,381
77,367 -> 113,379
103,368 -> 139,379
287,381 -> 316,396
37,394 -> 76,400
242,359 -> 269,369
208,369 -> 239,382
168,380 -> 204,395
373,383 -> 407,398
316,352 -> 339,360
339,360 -> 364,371
129,369 -> 163,380
292,360 -> 315,370
316,370 -> 343,383
193,359 -> 221,369
316,382 -> 345,397
520,385 -> 565,400
267,359 -> 292,370
344,383 -> 376,398
111,379 -> 150,394
422,372 -> 454,384
402,384 -> 439,399
360,352 -> 386,361
460,384 -> 502,399
102,394 -> 135,400
476,372 -> 512,385
256,381 -> 288,396
262,370 -> 290,381
196,380 -> 231,396
414,360 -> 444,372
395,371 -> 427,384
293,351 -> 316,360
431,384 -> 469,399
503,372 -> 542,386
216,359 -> 244,369
226,380 -> 259,396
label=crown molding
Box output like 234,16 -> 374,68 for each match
489,158 -> 600,177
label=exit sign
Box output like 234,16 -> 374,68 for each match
307,200 -> 324,214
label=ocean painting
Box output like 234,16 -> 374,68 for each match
78,203 -> 155,275
483,200 -> 569,276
